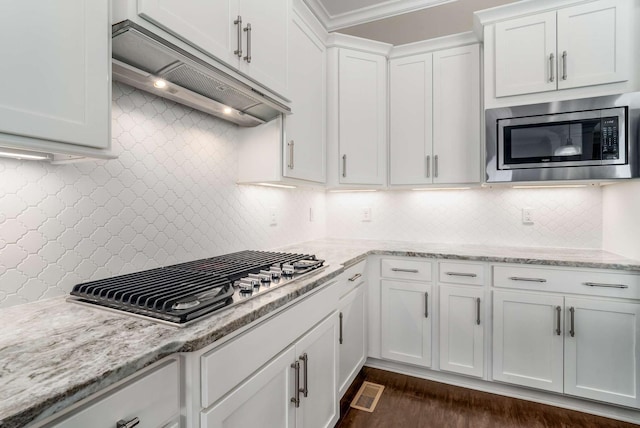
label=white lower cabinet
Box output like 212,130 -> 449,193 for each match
439,285 -> 484,378
381,279 -> 432,367
202,315 -> 337,428
338,283 -> 367,397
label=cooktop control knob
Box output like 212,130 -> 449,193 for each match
282,264 -> 295,276
238,280 -> 254,293
258,271 -> 272,282
269,267 -> 282,279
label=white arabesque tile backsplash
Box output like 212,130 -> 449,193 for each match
0,83 -> 326,308
0,83 -> 609,308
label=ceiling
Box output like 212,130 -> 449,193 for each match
305,0 -> 520,45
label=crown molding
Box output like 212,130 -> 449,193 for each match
303,0 -> 455,32
389,31 -> 478,58
326,33 -> 393,56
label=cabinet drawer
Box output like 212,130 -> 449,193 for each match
381,259 -> 432,281
49,359 -> 179,428
439,261 -> 484,286
493,265 -> 640,299
340,261 -> 366,298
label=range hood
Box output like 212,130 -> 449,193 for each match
112,20 -> 290,127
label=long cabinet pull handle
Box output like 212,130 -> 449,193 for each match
562,51 -> 567,80
583,282 -> 628,289
300,353 -> 308,397
117,417 -> 140,428
446,272 -> 477,278
339,312 -> 343,344
549,53 -> 555,82
288,140 -> 294,169
555,306 -> 561,335
290,360 -> 300,407
476,298 -> 481,325
348,273 -> 362,282
569,307 -> 575,337
509,276 -> 547,283
342,154 -> 347,178
233,16 -> 242,57
434,155 -> 439,178
243,23 -> 252,63
391,268 -> 419,273
426,155 -> 430,178
424,292 -> 429,318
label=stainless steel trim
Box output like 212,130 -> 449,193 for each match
555,306 -> 561,335
569,306 -> 575,337
426,155 -> 430,178
476,298 -> 481,325
348,273 -> 362,282
339,312 -> 343,344
342,154 -> 347,178
424,292 -> 429,318
288,140 -> 294,170
291,360 -> 300,407
300,353 -> 308,397
391,268 -> 419,273
485,92 -> 640,183
583,282 -> 628,289
434,155 -> 439,178
509,276 -> 547,283
562,51 -> 567,80
549,53 -> 555,82
446,272 -> 477,278
243,23 -> 252,63
117,417 -> 140,428
233,16 -> 242,57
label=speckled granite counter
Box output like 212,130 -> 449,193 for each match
2,239 -> 639,427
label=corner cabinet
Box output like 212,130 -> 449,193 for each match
0,1 -> 113,161
389,44 -> 480,186
138,0 -> 290,97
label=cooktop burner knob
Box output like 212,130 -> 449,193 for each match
248,274 -> 263,284
238,280 -> 254,293
269,267 -> 282,279
282,264 -> 295,276
258,271 -> 272,282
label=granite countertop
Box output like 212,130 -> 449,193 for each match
1,239 -> 639,427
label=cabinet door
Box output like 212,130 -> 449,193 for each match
238,0 -> 289,97
432,44 -> 480,184
338,49 -> 387,185
0,1 -> 109,149
202,346 -> 296,428
492,291 -> 564,393
389,54 -> 433,185
338,285 -> 367,397
564,297 -> 640,407
295,315 -> 338,428
439,286 -> 484,378
138,0 -> 239,67
557,0 -> 630,90
494,11 -> 557,97
284,15 -> 325,183
381,280 -> 432,367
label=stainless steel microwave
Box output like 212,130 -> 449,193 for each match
485,93 -> 640,183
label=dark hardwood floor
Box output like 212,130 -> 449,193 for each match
336,368 -> 639,428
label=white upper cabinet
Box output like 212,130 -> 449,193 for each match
493,0 -> 631,99
389,44 -> 480,186
138,0 -> 289,97
432,44 -> 480,184
389,54 -> 433,186
0,0 -> 111,158
283,13 -> 326,183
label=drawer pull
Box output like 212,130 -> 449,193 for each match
117,418 -> 140,428
299,353 -> 308,397
583,282 -> 628,289
509,276 -> 547,283
446,272 -> 477,278
348,273 -> 362,282
476,298 -> 481,325
555,306 -> 561,335
569,306 -> 575,337
391,268 -> 419,273
424,292 -> 429,318
290,360 -> 300,407
339,312 -> 343,344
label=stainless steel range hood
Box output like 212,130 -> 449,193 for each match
112,20 -> 290,127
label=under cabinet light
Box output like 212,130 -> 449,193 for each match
256,183 -> 297,189
0,148 -> 51,161
328,189 -> 378,193
411,187 -> 471,191
223,107 -> 233,115
153,79 -> 167,89
511,184 -> 588,189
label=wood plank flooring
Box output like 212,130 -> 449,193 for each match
336,368 -> 639,428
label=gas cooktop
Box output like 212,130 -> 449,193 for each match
68,250 -> 325,326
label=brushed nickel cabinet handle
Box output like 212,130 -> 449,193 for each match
348,273 -> 362,282
339,312 -> 343,344
446,272 -> 477,278
424,292 -> 429,318
391,268 -> 419,273
549,53 -> 555,82
290,360 -> 300,407
509,276 -> 547,283
243,23 -> 252,63
233,16 -> 242,57
555,306 -> 561,335
426,155 -> 430,178
583,282 -> 628,289
562,51 -> 567,80
287,140 -> 294,169
434,155 -> 439,178
569,306 -> 575,337
299,353 -> 308,397
342,154 -> 347,178
117,417 -> 140,428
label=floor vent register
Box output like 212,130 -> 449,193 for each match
350,381 -> 385,413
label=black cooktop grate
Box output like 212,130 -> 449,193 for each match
70,250 -> 322,324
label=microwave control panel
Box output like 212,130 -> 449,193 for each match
601,117 -> 619,160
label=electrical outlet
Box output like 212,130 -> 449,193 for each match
269,207 -> 278,226
362,207 -> 372,222
522,208 -> 534,225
